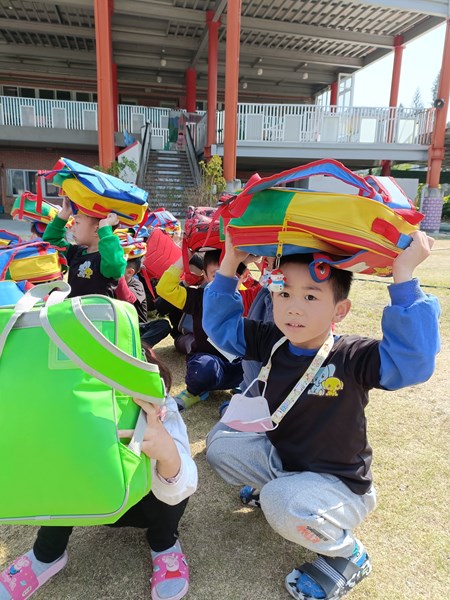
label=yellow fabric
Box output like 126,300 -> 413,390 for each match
9,253 -> 61,283
285,192 -> 418,255
155,265 -> 186,310
62,179 -> 147,226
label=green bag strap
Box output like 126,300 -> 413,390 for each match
39,295 -> 165,405
0,281 -> 71,359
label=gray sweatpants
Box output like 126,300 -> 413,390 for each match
206,423 -> 376,557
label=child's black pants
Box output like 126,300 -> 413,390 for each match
33,493 -> 189,562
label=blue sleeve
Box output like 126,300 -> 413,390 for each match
202,272 -> 247,356
379,278 -> 440,390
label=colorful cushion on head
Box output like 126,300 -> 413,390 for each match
220,159 -> 423,277
11,192 -> 60,225
115,230 -> 147,260
41,158 -> 149,226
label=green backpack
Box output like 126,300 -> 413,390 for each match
0,282 -> 165,526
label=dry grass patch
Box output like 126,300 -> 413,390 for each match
1,240 -> 449,600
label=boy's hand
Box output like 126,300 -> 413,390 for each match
58,197 -> 73,221
99,212 -> 119,228
392,230 -> 434,284
220,231 -> 250,278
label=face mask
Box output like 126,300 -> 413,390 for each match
220,332 -> 335,433
220,382 -> 278,433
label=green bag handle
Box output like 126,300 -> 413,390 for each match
39,295 -> 165,405
0,281 -> 71,359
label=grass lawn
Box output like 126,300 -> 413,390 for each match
1,238 -> 449,600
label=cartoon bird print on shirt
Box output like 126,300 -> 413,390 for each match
77,260 -> 93,279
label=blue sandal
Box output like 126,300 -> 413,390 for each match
285,553 -> 372,600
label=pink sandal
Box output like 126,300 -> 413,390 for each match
151,550 -> 189,600
0,552 -> 68,600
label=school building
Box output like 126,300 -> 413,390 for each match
0,0 -> 449,232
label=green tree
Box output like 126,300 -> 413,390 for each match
411,87 -> 424,110
199,155 -> 227,202
94,157 -> 137,180
431,71 -> 440,105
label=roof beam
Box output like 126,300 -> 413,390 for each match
50,0 -> 395,48
0,18 -> 94,37
235,16 -> 394,48
356,0 -> 450,17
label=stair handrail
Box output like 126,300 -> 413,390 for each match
185,124 -> 201,187
136,120 -> 152,188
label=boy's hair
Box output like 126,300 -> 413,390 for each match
127,257 -> 142,274
203,249 -> 221,272
279,253 -> 353,302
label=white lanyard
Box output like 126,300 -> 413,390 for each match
258,332 -> 335,425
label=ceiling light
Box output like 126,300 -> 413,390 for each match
160,58 -> 167,67
302,72 -> 309,80
156,75 -> 162,84
257,67 -> 263,76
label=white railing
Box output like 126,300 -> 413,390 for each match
0,96 -> 434,147
216,103 -> 434,145
0,95 -> 98,130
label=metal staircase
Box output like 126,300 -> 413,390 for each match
144,150 -> 197,218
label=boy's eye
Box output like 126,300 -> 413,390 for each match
279,291 -> 290,298
305,294 -> 317,301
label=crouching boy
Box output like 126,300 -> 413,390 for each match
202,231 -> 440,600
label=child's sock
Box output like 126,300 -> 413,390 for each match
295,540 -> 367,599
0,550 -> 66,600
151,540 -> 189,600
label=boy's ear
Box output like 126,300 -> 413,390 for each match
333,298 -> 351,323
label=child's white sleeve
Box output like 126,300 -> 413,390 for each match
150,395 -> 198,506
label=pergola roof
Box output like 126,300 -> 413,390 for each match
0,0 -> 446,101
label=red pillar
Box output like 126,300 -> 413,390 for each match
206,10 -> 220,157
427,19 -> 450,188
330,81 -> 338,106
382,35 -> 405,176
185,68 -> 197,113
223,0 -> 241,185
94,0 -> 115,168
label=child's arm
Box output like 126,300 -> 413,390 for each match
98,213 -> 127,279
203,232 -> 252,356
133,396 -> 197,506
115,276 -> 137,303
155,257 -> 187,310
42,197 -> 72,252
378,231 -> 440,389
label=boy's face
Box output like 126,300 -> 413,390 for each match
205,261 -> 220,283
72,213 -> 98,246
125,265 -> 135,283
271,262 -> 351,349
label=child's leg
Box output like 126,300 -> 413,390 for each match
206,425 -> 283,489
185,354 -> 243,396
259,473 -> 375,556
110,493 -> 189,600
0,528 -> 71,600
258,473 -> 376,600
33,526 -> 73,563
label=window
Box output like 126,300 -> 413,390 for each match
7,169 -> 58,198
39,89 -> 55,100
20,88 -> 36,98
8,170 -> 37,196
3,86 -> 18,97
75,92 -> 90,102
56,90 -> 71,101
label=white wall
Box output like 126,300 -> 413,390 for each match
307,175 -> 419,202
117,141 -> 141,184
